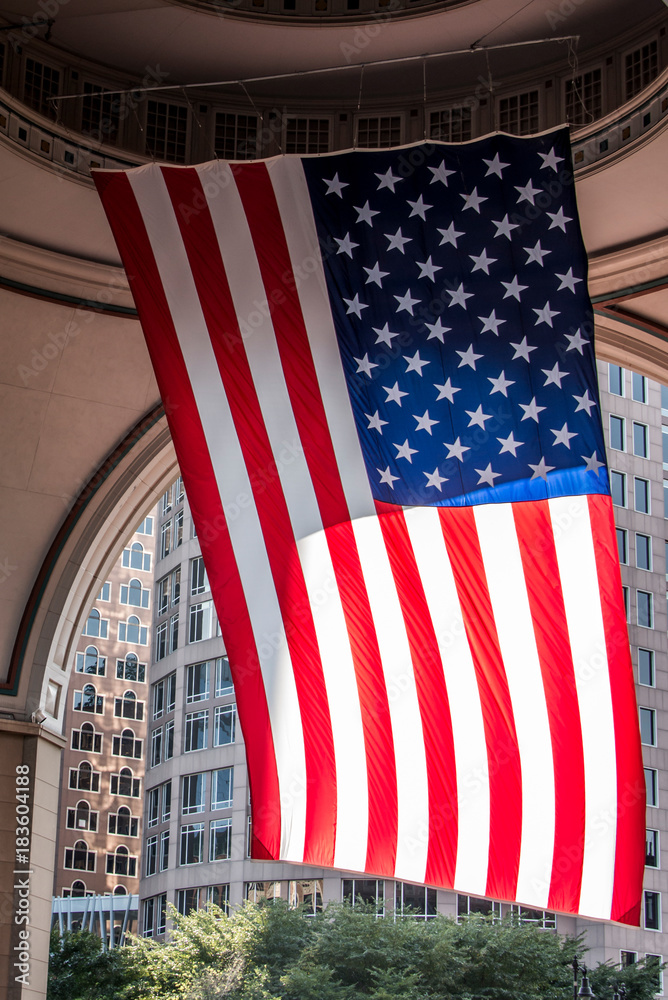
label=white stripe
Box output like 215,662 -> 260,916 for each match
196,160 -> 369,870
474,503 -> 555,908
405,506 -> 490,896
352,513 -> 430,883
550,494 -> 617,919
128,166 -> 308,862
268,158 -> 376,522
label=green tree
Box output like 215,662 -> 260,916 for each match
47,926 -> 137,1000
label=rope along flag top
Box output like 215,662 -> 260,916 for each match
94,125 -> 645,924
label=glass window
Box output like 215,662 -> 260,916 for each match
123,541 -> 151,572
215,656 -> 233,697
120,578 -> 150,608
207,884 -> 230,912
64,840 -> 96,873
175,509 -> 184,548
112,768 -> 140,798
429,105 -> 472,142
162,486 -> 173,514
166,673 -> 177,713
395,882 -> 438,918
160,830 -> 170,871
355,115 -> 402,148
190,556 -> 209,596
97,582 -> 111,601
180,823 -> 204,865
184,710 -> 208,752
69,762 -> 100,793
640,707 -> 657,745
116,653 -> 145,683
611,471 -> 626,507
616,528 -> 628,564
212,767 -> 233,810
635,478 -> 650,513
610,415 -> 625,451
645,890 -> 661,931
182,773 -> 206,815
160,520 -> 172,559
147,787 -> 160,827
285,117 -> 331,154
609,364 -> 624,396
639,648 -> 655,686
162,780 -> 172,822
645,955 -> 663,995
189,601 -> 214,643
82,609 -> 108,639
632,372 -> 647,403
114,690 -> 144,720
625,40 -> 659,100
119,615 -> 148,645
637,534 -> 652,570
622,586 -> 630,621
646,767 -> 658,806
290,879 -> 323,915
637,591 -> 653,628
74,684 -> 103,714
152,680 -> 164,719
170,613 -> 179,654
165,720 -> 175,761
76,645 -> 106,676
498,90 -> 540,135
457,895 -> 502,920
646,829 -> 659,868
342,879 -> 385,910
634,422 -> 649,458
151,727 -> 162,768
145,836 -> 158,877
510,905 -> 557,929
137,516 -> 154,535
186,662 -> 210,703
210,818 -> 232,861
177,887 -> 202,916
214,111 -> 258,159
214,705 -> 236,747
112,727 -> 142,759
155,621 -> 168,661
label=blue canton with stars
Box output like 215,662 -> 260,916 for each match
302,127 -> 608,507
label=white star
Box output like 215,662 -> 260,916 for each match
385,228 -> 412,253
476,463 -> 502,487
375,167 -> 401,192
470,249 -> 497,274
334,233 -> 359,257
510,336 -> 538,362
414,410 -> 439,434
425,318 -> 451,343
551,422 -> 577,449
573,389 -> 596,415
354,201 -> 379,226
582,451 -> 604,475
461,187 -> 488,213
529,457 -> 555,481
564,328 -> 589,354
428,161 -> 456,186
542,363 -> 567,388
520,397 -> 546,422
546,207 -> 572,232
364,262 -> 389,287
478,309 -> 506,335
324,173 -> 348,197
524,240 -> 551,266
556,268 -> 582,294
393,439 -> 418,463
373,323 -> 399,347
488,371 -> 515,396
539,147 -> 564,171
444,437 -> 470,461
354,353 -> 377,377
383,382 -> 408,406
417,256 -> 442,281
483,153 -> 510,178
394,289 -> 420,314
498,432 -> 524,456
404,350 -> 430,376
343,294 -> 368,318
407,195 -> 433,220
466,404 -> 492,429
447,282 -> 474,309
515,179 -> 542,205
438,222 -> 465,247
424,467 -> 448,491
378,466 -> 399,488
533,301 -> 560,327
456,344 -> 483,369
501,276 -> 528,301
434,378 -> 460,403
366,411 -> 387,433
492,215 -> 519,240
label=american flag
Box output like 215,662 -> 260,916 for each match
94,126 -> 645,924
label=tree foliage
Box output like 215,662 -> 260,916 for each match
47,903 -> 665,1000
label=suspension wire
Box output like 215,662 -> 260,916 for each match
48,35 -> 580,104
240,81 -> 271,154
422,56 -> 427,140
182,86 -> 219,160
565,35 -> 591,126
485,48 -> 496,132
354,63 -> 365,149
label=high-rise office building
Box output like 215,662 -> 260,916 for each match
139,362 -> 666,977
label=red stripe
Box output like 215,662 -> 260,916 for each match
513,500 -> 585,914
233,162 -> 399,874
375,504 -> 458,887
160,166 -> 337,866
94,169 -> 281,859
438,505 -> 522,901
588,494 -> 645,925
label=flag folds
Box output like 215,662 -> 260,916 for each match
94,126 -> 645,924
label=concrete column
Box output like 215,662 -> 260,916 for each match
0,720 -> 66,1000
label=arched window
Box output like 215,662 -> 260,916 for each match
119,616 -> 148,645
64,839 -> 95,872
106,845 -> 137,877
116,652 -> 146,683
113,885 -> 128,895
75,801 -> 90,828
82,609 -> 108,639
71,880 -> 87,897
129,579 -> 142,606
130,542 -> 144,569
114,689 -> 143,721
114,727 -> 141,759
114,767 -> 136,797
127,616 -> 140,644
72,762 -> 93,791
116,806 -> 131,836
79,723 -> 96,752
75,645 -> 105,676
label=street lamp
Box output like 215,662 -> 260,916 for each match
572,956 -> 627,1000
